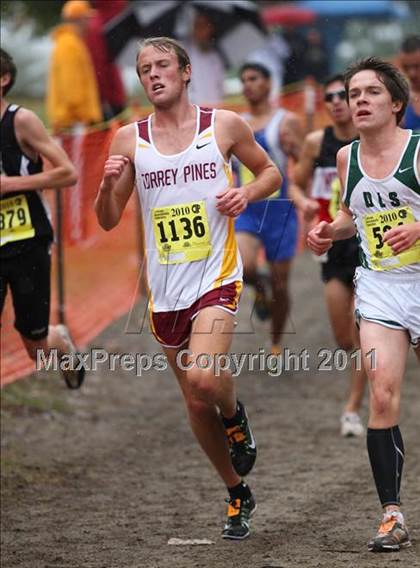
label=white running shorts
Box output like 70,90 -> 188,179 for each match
354,267 -> 420,346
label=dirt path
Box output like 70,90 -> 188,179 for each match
1,251 -> 419,568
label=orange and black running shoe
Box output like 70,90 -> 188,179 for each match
222,494 -> 257,540
368,511 -> 411,552
224,401 -> 257,477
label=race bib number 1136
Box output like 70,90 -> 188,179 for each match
152,200 -> 212,264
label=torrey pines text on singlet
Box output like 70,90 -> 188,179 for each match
134,106 -> 243,312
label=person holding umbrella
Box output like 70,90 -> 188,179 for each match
184,11 -> 225,106
103,1 -> 267,104
95,37 -> 282,540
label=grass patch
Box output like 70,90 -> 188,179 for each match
0,454 -> 60,488
1,378 -> 70,416
12,96 -> 46,123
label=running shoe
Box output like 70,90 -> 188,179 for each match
222,494 -> 257,540
368,511 -> 411,552
225,401 -> 257,477
56,324 -> 86,389
340,412 -> 364,437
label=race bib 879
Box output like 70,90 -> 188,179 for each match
0,194 -> 34,246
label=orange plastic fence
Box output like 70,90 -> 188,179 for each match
1,88 -> 330,386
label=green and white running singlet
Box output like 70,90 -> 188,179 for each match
343,131 -> 420,343
343,131 -> 420,274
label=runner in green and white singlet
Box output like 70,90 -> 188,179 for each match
308,57 -> 420,554
344,131 -> 420,273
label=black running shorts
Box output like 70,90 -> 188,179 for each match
0,241 -> 51,340
321,236 -> 360,288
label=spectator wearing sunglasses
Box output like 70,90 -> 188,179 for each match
289,74 -> 367,438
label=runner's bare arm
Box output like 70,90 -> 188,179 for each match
330,145 -> 356,240
293,130 -> 322,188
95,125 -> 136,231
276,112 -> 305,214
215,110 -> 281,217
229,113 -> 281,200
0,109 -> 77,195
289,130 -> 322,219
279,112 -> 304,162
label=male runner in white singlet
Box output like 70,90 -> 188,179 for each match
308,57 -> 420,553
235,63 -> 303,355
95,37 -> 281,540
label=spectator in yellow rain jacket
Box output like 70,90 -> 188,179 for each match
47,1 -> 103,132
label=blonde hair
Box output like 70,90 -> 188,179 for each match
136,37 -> 191,83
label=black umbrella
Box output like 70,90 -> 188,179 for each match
103,7 -> 142,60
104,0 -> 267,67
180,1 -> 265,40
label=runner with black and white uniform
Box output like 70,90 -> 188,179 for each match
0,48 -> 84,389
291,74 -> 367,437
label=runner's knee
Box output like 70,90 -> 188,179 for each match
271,279 -> 288,301
186,366 -> 220,401
369,377 -> 397,417
184,392 -> 214,419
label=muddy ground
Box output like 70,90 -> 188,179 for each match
1,251 -> 419,568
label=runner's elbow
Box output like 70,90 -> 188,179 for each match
66,166 -> 78,186
98,218 -> 117,231
56,165 -> 78,188
95,208 -> 119,231
271,164 -> 282,189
